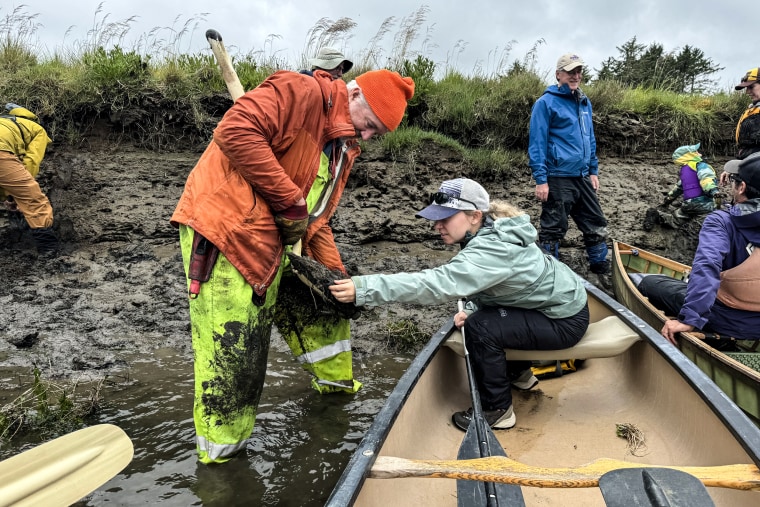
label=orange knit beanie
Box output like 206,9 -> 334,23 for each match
355,70 -> 415,131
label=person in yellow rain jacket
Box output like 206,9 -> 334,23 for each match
0,103 -> 59,256
171,69 -> 414,464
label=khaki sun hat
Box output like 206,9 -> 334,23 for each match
309,47 -> 353,72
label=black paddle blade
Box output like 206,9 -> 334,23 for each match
456,418 -> 526,507
599,467 -> 715,507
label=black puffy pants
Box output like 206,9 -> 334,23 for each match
464,304 -> 589,410
636,274 -> 740,351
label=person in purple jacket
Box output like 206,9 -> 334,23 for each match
635,155 -> 760,350
643,143 -> 721,231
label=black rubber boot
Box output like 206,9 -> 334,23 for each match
8,210 -> 30,231
31,227 -> 60,257
590,260 -> 609,275
643,208 -> 659,231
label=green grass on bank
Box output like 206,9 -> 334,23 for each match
0,5 -> 751,159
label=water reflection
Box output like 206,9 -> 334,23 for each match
63,345 -> 412,506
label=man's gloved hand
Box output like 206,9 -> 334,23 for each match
662,194 -> 676,207
274,198 -> 308,246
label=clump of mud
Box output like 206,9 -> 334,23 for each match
286,253 -> 361,320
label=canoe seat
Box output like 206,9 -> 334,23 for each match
443,315 -> 641,360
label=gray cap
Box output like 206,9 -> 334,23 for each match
309,47 -> 353,72
416,178 -> 490,221
725,152 -> 760,189
724,151 -> 760,174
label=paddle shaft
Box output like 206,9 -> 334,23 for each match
370,455 -> 760,491
457,299 -> 504,506
205,29 -> 245,101
458,300 -> 494,461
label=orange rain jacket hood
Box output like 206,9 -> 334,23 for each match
171,70 -> 360,297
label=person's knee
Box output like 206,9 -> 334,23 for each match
463,314 -> 500,351
637,274 -> 666,294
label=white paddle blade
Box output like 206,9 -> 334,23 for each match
0,424 -> 134,507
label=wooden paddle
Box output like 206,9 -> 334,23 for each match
205,29 -> 245,101
599,467 -> 716,506
369,455 -> 760,491
0,424 -> 134,506
455,299 -> 526,506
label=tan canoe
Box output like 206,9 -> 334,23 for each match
327,279 -> 760,507
612,240 -> 760,422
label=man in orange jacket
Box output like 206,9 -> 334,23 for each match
171,69 -> 414,464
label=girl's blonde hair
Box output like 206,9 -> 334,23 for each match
488,199 -> 524,219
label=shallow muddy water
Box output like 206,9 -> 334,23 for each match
2,344 -> 413,506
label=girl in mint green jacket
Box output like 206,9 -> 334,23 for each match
329,178 -> 589,431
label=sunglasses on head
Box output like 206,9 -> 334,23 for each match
430,191 -> 477,208
729,173 -> 742,183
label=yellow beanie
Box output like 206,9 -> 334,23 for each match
355,70 -> 415,131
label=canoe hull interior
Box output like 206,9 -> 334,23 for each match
350,292 -> 759,507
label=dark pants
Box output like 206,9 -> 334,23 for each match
635,275 -> 686,318
464,304 -> 589,410
636,274 -> 739,351
539,176 -> 608,247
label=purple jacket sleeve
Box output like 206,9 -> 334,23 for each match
678,213 -> 731,329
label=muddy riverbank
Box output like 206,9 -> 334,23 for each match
0,138 -> 713,379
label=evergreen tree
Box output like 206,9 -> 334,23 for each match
595,37 -> 723,93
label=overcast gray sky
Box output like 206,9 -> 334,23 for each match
7,1 -> 754,91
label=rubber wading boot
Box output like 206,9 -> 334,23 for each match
8,210 -> 29,231
31,227 -> 60,258
540,241 -> 560,259
643,208 -> 659,231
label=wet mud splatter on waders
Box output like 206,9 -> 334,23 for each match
274,274 -> 347,347
201,314 -> 273,423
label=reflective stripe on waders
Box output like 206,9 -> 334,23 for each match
294,339 -> 351,365
196,435 -> 248,462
